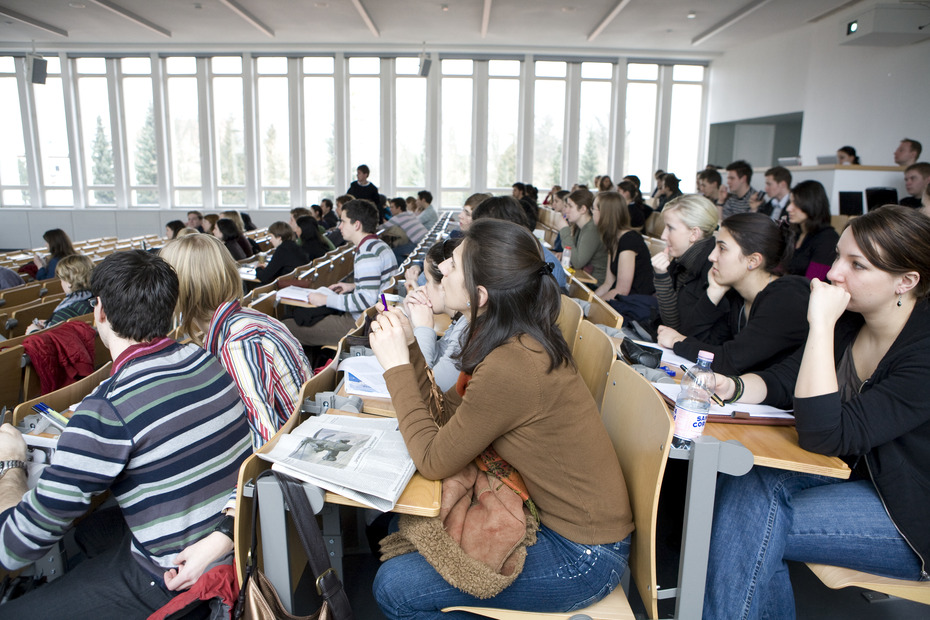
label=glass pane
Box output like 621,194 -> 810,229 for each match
76,57 -> 106,74
121,57 -> 151,74
258,76 -> 290,202
533,80 -> 565,188
0,57 -> 14,73
3,189 -> 28,206
348,76 -> 380,184
175,189 -> 202,205
673,64 -> 704,82
667,84 -> 703,194
395,57 -> 420,75
34,77 -> 72,187
441,190 -> 468,209
488,60 -> 520,77
78,76 -> 116,205
167,76 -> 202,187
396,77 -> 426,187
303,57 -> 334,74
581,62 -> 612,79
263,189 -> 289,205
166,56 -> 196,74
123,76 -> 157,204
304,76 -> 335,186
45,57 -> 61,74
627,63 -> 658,81
45,189 -> 72,206
131,189 -> 157,206
442,59 -> 473,76
624,82 -> 658,192
257,56 -> 287,74
214,76 -> 246,188
306,189 -> 327,205
219,188 -> 246,206
578,81 -> 611,188
212,56 -> 242,74
535,61 -> 566,78
487,79 -> 518,188
349,57 -> 380,75
0,77 -> 26,190
441,77 -> 472,187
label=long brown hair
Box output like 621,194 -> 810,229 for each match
456,219 -> 572,374
594,191 -> 630,255
850,205 -> 930,299
43,229 -> 75,260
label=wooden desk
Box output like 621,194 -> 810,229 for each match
704,423 -> 850,479
573,269 -> 596,285
336,381 -> 396,417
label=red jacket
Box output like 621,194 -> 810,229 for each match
22,321 -> 96,394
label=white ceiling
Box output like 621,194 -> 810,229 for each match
0,0 -> 870,59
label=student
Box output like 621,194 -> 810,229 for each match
696,168 -> 722,204
704,205 -> 930,618
221,210 -> 256,256
472,195 -> 567,290
0,266 -> 24,291
617,180 -> 651,229
558,188 -> 608,286
369,219 -> 633,616
254,221 -> 309,284
405,238 -> 468,392
385,196 -> 428,256
785,180 -> 839,281
187,210 -> 205,232
284,199 -> 398,347
203,213 -> 219,235
213,217 -> 248,261
25,254 -> 95,334
655,173 -> 682,211
347,163 -> 380,205
450,192 -> 490,239
296,215 -> 332,262
592,191 -> 655,323
651,195 -> 723,339
657,212 -> 810,375
0,250 -> 251,617
836,145 -> 860,165
416,190 -> 438,230
165,220 -> 185,240
33,228 -> 76,280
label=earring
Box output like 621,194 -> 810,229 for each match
467,300 -> 471,307
897,295 -> 903,307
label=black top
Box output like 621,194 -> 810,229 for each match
347,181 -> 380,205
254,240 -> 308,285
322,210 -> 339,230
627,200 -> 653,229
224,239 -> 247,261
674,275 -> 811,375
787,226 -> 839,279
299,234 -> 330,263
610,230 -> 655,296
760,305 -> 930,574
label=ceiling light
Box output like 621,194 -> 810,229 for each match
846,20 -> 858,35
441,4 -> 449,11
69,2 -> 86,8
687,11 -> 696,19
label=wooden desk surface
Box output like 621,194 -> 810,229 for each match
574,270 -> 596,285
277,294 -> 317,308
704,423 -> 850,479
336,382 -> 396,417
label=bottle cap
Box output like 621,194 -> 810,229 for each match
697,350 -> 714,363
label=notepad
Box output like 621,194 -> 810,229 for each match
651,382 -> 794,421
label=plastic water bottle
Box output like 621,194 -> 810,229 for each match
561,246 -> 573,271
671,351 -> 715,449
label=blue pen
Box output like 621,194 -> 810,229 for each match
658,365 -> 675,378
32,403 -> 70,429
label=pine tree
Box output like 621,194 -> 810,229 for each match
263,125 -> 289,205
578,129 -> 600,190
134,103 -> 158,205
91,115 -> 115,204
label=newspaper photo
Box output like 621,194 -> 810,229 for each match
259,413 -> 416,512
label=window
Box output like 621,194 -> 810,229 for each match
303,57 -> 336,205
486,60 -> 519,190
348,57 -> 381,186
667,66 -> 705,194
0,57 -> 28,206
577,62 -> 612,188
75,58 -> 116,206
440,59 -> 473,207
166,57 -> 202,206
122,58 -> 156,206
624,64 -> 659,193
533,61 -> 566,188
33,57 -> 73,206
212,57 -> 246,207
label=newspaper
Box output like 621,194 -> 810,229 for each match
258,413 -> 416,512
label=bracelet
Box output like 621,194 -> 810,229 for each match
724,375 -> 744,404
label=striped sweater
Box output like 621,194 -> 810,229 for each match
326,235 -> 397,319
0,339 -> 252,577
205,300 -> 312,449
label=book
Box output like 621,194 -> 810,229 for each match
258,413 -> 416,512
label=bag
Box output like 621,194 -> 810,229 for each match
619,337 -> 662,368
235,471 -> 353,620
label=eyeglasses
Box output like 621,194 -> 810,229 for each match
89,298 -> 98,308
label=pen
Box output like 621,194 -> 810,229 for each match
678,364 -> 725,407
381,293 -> 388,311
32,403 -> 70,430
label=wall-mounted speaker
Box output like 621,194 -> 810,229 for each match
418,55 -> 431,77
26,54 -> 47,85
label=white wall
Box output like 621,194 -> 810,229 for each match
708,7 -> 930,167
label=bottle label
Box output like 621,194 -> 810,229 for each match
673,405 -> 707,441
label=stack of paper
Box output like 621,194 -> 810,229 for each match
339,355 -> 390,399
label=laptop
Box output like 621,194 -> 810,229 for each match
816,155 -> 838,165
777,157 -> 801,166
865,187 -> 898,211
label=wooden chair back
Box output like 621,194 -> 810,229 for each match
0,281 -> 45,309
567,276 -> 593,303
249,291 -> 278,318
0,345 -> 25,413
587,295 -> 624,331
557,295 -> 583,347
7,298 -> 65,338
13,362 -> 113,425
643,211 -> 665,238
571,320 -> 616,411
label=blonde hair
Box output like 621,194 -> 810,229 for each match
55,254 -> 94,291
159,234 -> 243,345
176,227 -> 199,238
662,194 -> 719,238
220,210 -> 245,233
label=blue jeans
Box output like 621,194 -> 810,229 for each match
373,525 -> 631,619
704,466 -> 924,620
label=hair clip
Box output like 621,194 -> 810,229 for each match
539,262 -> 554,276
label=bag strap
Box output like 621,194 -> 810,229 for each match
233,475 -> 262,620
273,471 -> 354,620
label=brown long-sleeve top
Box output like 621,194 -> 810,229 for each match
383,334 -> 634,546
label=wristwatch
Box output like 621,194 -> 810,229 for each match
214,514 -> 235,540
0,460 -> 26,480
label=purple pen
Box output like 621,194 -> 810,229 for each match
381,293 -> 388,311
